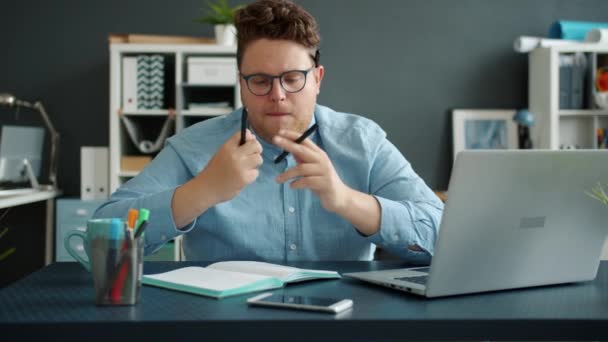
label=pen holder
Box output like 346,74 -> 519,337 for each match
64,218 -> 144,305
91,237 -> 144,306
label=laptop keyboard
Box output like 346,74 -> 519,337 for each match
394,275 -> 428,285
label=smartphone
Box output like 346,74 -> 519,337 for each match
247,292 -> 353,314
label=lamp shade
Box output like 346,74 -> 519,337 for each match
513,109 -> 535,127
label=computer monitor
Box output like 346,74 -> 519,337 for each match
0,125 -> 44,186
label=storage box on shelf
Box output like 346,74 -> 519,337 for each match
529,43 -> 608,150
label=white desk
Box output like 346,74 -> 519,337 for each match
0,189 -> 60,265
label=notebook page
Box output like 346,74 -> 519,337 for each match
144,266 -> 272,291
208,261 -> 337,281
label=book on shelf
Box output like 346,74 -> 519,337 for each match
109,33 -> 215,45
142,261 -> 341,299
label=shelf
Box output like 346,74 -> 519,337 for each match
182,83 -> 236,88
122,109 -> 171,116
0,189 -> 60,209
559,109 -> 608,116
118,170 -> 139,177
181,107 -> 232,116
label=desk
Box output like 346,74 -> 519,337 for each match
0,189 -> 59,266
1,261 -> 608,340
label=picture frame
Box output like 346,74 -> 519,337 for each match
452,109 -> 518,161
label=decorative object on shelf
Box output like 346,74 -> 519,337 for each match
0,93 -> 60,190
585,28 -> 608,44
513,36 -> 577,54
548,20 -> 608,41
452,109 -> 518,162
513,109 -> 535,149
137,55 -> 165,110
195,0 -> 244,45
558,53 -> 587,110
594,67 -> 608,109
119,109 -> 175,154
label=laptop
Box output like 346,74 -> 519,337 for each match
344,150 -> 608,298
0,125 -> 44,196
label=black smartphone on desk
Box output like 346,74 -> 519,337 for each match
247,292 -> 353,314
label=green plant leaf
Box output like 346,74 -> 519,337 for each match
0,247 -> 15,262
586,182 -> 608,205
196,0 -> 242,25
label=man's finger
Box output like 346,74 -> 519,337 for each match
272,135 -> 317,162
290,176 -> 324,190
241,138 -> 262,155
243,153 -> 263,169
276,163 -> 321,183
276,129 -> 321,151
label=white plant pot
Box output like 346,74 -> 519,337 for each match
214,24 -> 236,46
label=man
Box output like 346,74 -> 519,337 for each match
94,0 -> 443,264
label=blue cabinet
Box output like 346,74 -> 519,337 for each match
55,199 -> 105,262
55,198 -> 176,262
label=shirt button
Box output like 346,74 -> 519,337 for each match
392,234 -> 399,241
161,234 -> 167,241
290,243 -> 297,251
288,206 -> 295,213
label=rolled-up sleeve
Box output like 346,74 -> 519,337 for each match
365,138 -> 444,265
93,142 -> 196,255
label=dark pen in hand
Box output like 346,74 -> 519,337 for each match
274,123 -> 319,164
239,108 -> 248,146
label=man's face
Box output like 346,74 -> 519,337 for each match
239,38 -> 324,143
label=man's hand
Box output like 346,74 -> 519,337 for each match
273,129 -> 349,213
198,129 -> 263,203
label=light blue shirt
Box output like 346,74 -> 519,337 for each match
94,104 -> 443,264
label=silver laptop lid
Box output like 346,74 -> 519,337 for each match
426,150 -> 608,297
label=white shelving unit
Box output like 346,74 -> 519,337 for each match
109,43 -> 240,261
529,43 -> 608,150
529,43 -> 608,260
109,43 -> 240,192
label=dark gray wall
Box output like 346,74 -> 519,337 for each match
1,0 -> 607,196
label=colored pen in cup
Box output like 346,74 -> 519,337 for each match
126,208 -> 138,241
274,123 -> 319,164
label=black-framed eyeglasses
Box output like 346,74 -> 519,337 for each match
241,66 -> 316,96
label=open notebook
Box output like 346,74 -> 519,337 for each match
142,261 -> 341,299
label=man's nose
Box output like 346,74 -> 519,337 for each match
269,78 -> 286,102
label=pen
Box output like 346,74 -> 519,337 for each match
274,123 -> 319,164
134,208 -> 150,237
134,220 -> 149,239
239,108 -> 248,146
105,218 -> 122,303
126,208 -> 138,240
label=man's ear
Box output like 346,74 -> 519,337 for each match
315,65 -> 325,94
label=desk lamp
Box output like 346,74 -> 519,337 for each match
0,93 -> 60,190
513,109 -> 534,149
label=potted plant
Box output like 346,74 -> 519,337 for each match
195,0 -> 244,45
587,182 -> 608,206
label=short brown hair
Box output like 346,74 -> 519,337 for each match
234,0 -> 320,69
